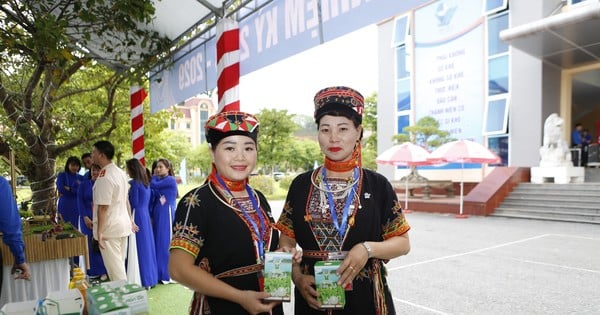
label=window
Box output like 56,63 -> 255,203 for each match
392,15 -> 409,47
488,55 -> 509,95
488,135 -> 508,166
483,96 -> 509,135
170,119 -> 175,129
488,12 -> 508,56
397,79 -> 411,112
397,115 -> 410,135
485,0 -> 508,15
396,46 -> 410,79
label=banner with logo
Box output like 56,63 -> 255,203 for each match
414,0 -> 484,143
150,0 -> 430,113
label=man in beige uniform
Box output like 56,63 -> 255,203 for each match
91,140 -> 133,281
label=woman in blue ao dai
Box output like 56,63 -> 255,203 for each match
77,164 -> 107,279
126,158 -> 158,288
150,158 -> 178,283
57,156 -> 84,228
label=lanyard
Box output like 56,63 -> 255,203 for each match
322,167 -> 358,240
215,174 -> 267,262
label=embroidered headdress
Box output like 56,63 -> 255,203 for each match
205,111 -> 260,145
314,86 -> 364,124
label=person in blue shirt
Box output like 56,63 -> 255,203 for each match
571,123 -> 585,166
77,163 -> 107,280
57,156 -> 84,228
572,123 -> 583,147
0,176 -> 30,297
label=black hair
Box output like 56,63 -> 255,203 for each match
156,158 -> 175,176
88,164 -> 101,180
126,158 -> 150,187
93,140 -> 115,160
81,153 -> 91,160
64,156 -> 81,173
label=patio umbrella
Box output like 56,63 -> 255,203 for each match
376,142 -> 432,211
428,139 -> 501,217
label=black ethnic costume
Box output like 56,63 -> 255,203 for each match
275,167 -> 410,315
170,181 -> 283,315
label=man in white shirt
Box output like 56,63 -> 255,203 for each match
91,140 -> 133,281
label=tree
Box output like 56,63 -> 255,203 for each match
0,1 -> 169,214
393,116 -> 453,150
361,92 -> 377,170
185,144 -> 213,179
256,109 -> 298,174
282,138 -> 322,172
392,116 -> 454,182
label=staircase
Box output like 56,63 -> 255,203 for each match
492,181 -> 600,224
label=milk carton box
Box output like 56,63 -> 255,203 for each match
44,289 -> 84,315
0,299 -> 38,315
314,261 -> 345,309
88,293 -> 130,315
118,283 -> 148,314
263,252 -> 293,301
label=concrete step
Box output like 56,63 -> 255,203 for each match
500,199 -> 600,215
515,183 -> 600,192
504,194 -> 600,203
492,181 -> 600,224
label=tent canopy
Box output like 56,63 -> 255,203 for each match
86,0 -> 273,70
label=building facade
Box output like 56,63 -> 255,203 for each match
377,0 -> 600,181
169,96 -> 216,147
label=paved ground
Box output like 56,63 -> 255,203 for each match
269,200 -> 600,315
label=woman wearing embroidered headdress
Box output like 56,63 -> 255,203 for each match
275,86 -> 411,314
169,111 -> 299,315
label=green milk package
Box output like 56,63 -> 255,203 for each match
314,261 -> 345,309
263,252 -> 293,301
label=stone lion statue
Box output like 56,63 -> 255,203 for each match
539,113 -> 572,167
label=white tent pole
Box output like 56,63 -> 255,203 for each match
405,173 -> 409,210
460,161 -> 464,215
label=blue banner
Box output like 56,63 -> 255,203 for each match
150,0 -> 430,113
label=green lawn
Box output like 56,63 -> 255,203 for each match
147,283 -> 193,313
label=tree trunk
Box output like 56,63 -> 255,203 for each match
26,144 -> 58,216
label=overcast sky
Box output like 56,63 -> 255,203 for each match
236,25 -> 378,117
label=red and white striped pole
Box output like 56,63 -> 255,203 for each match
130,86 -> 148,166
216,18 -> 240,112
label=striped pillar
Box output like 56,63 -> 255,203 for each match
130,86 -> 148,166
216,18 -> 240,112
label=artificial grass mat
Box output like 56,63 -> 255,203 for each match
147,283 -> 193,313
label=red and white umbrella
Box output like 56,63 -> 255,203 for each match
376,142 -> 431,166
428,139 -> 501,217
376,142 -> 432,211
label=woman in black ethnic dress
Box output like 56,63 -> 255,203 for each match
169,111 -> 293,315
275,86 -> 411,315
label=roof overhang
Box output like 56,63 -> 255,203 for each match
500,1 -> 600,69
75,0 -> 271,70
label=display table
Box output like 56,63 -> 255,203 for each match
0,233 -> 87,307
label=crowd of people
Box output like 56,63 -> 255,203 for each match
4,85 -> 410,314
54,142 -> 179,289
